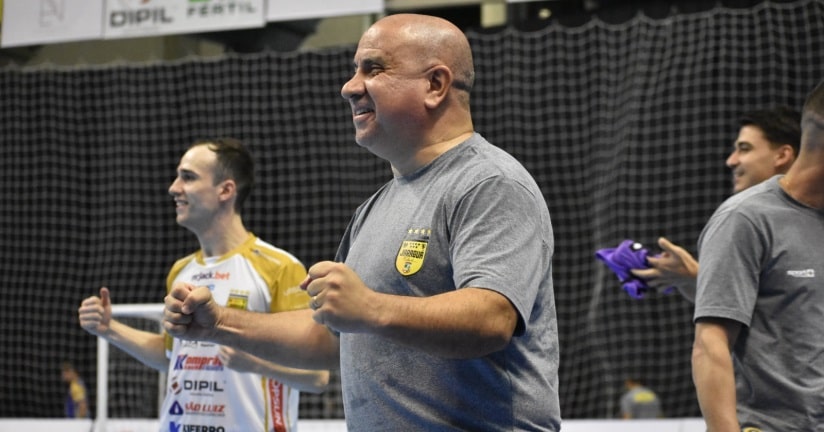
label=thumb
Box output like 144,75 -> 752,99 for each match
182,286 -> 213,314
657,237 -> 682,256
99,287 -> 111,307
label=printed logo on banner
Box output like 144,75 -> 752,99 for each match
39,0 -> 66,26
108,0 -> 174,30
186,0 -> 258,19
2,0 -> 105,47
103,0 -> 265,39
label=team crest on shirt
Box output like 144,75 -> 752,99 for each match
226,289 -> 249,310
396,228 -> 431,276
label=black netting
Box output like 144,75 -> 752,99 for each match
1,0 -> 823,420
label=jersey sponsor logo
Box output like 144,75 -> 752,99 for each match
787,269 -> 815,278
173,355 -> 224,371
169,422 -> 225,432
268,380 -> 285,431
170,377 -> 181,394
170,376 -> 225,395
396,229 -> 431,276
184,402 -> 226,416
191,270 -> 231,282
169,400 -> 184,416
226,289 -> 249,310
185,379 -> 225,392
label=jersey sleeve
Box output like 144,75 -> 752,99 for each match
246,246 -> 310,313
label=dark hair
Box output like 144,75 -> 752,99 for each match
191,138 -> 254,212
739,106 -> 801,157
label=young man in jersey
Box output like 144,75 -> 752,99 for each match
79,138 -> 327,431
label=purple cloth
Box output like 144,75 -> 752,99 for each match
595,240 -> 653,299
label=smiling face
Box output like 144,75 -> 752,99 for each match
168,144 -> 225,233
726,125 -> 792,193
339,20 -> 431,159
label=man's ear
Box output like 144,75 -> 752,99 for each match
774,143 -> 796,172
217,178 -> 237,203
424,65 -> 453,109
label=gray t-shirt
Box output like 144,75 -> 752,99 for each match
336,133 -> 561,431
695,176 -> 824,431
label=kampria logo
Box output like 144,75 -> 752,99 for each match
173,355 -> 223,371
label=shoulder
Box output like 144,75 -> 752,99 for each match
246,237 -> 303,267
166,252 -> 198,290
712,176 -> 783,218
443,134 -> 544,201
701,177 -> 783,238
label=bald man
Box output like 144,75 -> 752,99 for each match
164,14 -> 561,431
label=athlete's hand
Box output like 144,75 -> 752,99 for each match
217,346 -> 263,374
631,237 -> 699,288
163,282 -> 222,341
78,287 -> 114,336
301,261 -> 380,333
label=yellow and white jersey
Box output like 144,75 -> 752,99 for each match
159,234 -> 309,432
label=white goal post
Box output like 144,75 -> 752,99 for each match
95,304 -> 165,432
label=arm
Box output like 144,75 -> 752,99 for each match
218,346 -> 329,393
75,398 -> 89,419
78,287 -> 168,371
303,261 -> 518,359
692,317 -> 742,432
164,283 -> 340,370
631,237 -> 699,302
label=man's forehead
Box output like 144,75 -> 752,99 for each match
737,125 -> 768,142
179,145 -> 216,170
353,47 -> 386,62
